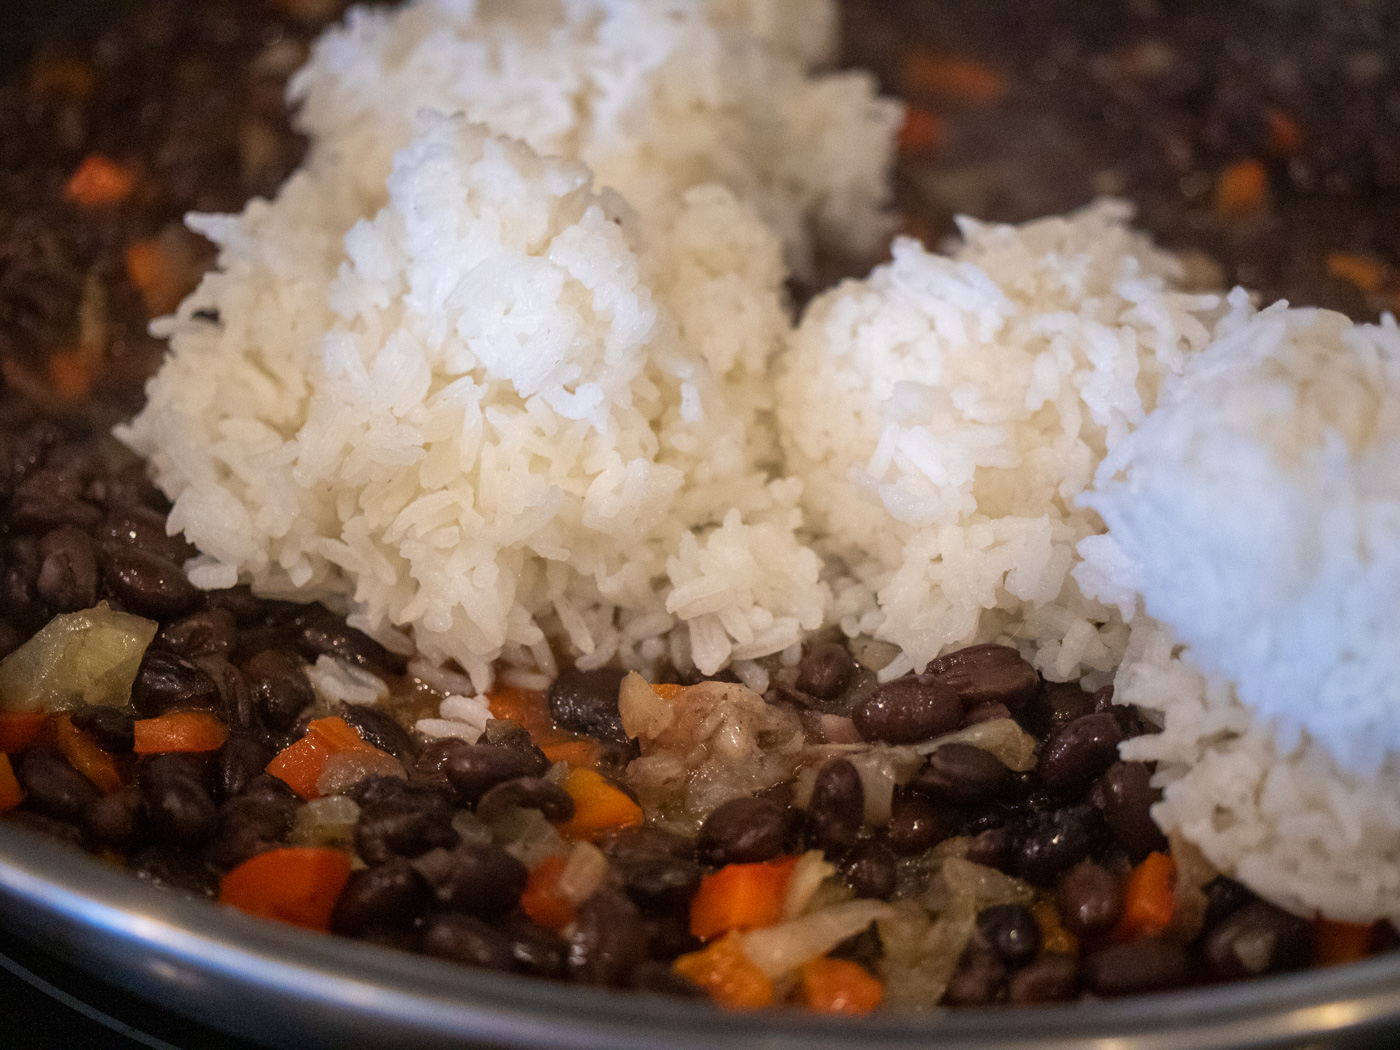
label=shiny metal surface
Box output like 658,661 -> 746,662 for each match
1,822 -> 1398,1049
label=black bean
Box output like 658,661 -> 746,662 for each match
203,788 -> 295,870
11,480 -> 101,532
1025,681 -> 1095,738
131,649 -> 221,717
36,525 -> 98,611
103,545 -> 199,619
616,853 -> 702,913
807,758 -> 864,857
412,842 -> 527,917
962,701 -> 1012,727
498,913 -> 569,979
339,704 -> 418,764
69,704 -> 135,753
926,645 -> 1040,713
241,649 -> 314,732
1203,901 -> 1313,981
568,887 -> 649,987
140,754 -> 218,846
356,787 -> 460,866
965,828 -> 1015,873
830,923 -> 883,972
440,743 -> 541,806
1201,876 -> 1258,932
210,662 -> 259,733
631,960 -> 704,997
796,642 -> 856,702
695,796 -> 789,866
642,911 -> 701,961
213,734 -> 275,801
331,859 -> 431,936
1008,952 -> 1079,1005
1056,860 -> 1123,938
202,586 -> 266,628
475,776 -> 575,823
131,846 -> 220,898
99,505 -> 194,564
478,720 -> 551,775
421,912 -> 517,971
598,825 -> 695,863
842,839 -> 897,899
158,608 -> 238,660
977,904 -> 1041,969
1016,805 -> 1097,886
943,937 -> 1007,1006
547,666 -> 628,742
913,743 -> 1012,806
852,673 -> 961,744
1083,937 -> 1191,996
1097,761 -> 1167,860
296,610 -> 407,676
886,793 -> 958,856
1038,712 -> 1124,792
16,747 -> 98,823
83,785 -> 146,851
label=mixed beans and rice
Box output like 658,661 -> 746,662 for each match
2,0 -> 1399,1019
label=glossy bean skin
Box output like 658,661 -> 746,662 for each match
354,783 -> 460,865
440,743 -> 552,806
807,757 -> 864,857
131,649 -> 221,718
1203,901 -> 1313,980
842,840 -> 898,899
1016,806 -> 1098,886
412,842 -> 527,918
340,704 -> 418,764
36,525 -> 98,611
615,853 -> 703,913
977,904 -> 1041,969
886,793 -> 958,856
103,545 -> 199,619
242,649 -> 314,733
695,796 -> 788,866
477,722 -> 551,777
421,912 -> 517,971
203,782 -> 296,870
1025,682 -> 1095,738
943,937 -> 1008,1006
1083,938 -> 1192,996
852,674 -> 962,744
925,644 -> 1039,713
568,888 -> 649,987
70,704 -> 135,753
796,642 -> 856,702
159,608 -> 238,660
1008,952 -> 1079,1005
214,735 -> 276,802
913,743 -> 1012,805
296,610 -> 407,676
1097,761 -> 1167,860
1038,712 -> 1124,792
139,754 -> 218,847
99,505 -> 194,565
474,776 -> 575,823
331,859 -> 432,936
965,827 -> 1015,873
17,747 -> 99,824
83,785 -> 146,851
498,913 -> 570,980
1056,860 -> 1123,938
547,666 -> 628,742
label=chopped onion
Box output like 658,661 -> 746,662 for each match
0,602 -> 156,713
290,795 -> 361,849
316,750 -> 405,797
915,718 -> 1037,771
557,841 -> 609,904
618,671 -> 673,740
938,856 -> 1036,909
848,746 -> 925,825
782,850 -> 836,919
743,900 -> 892,978
490,806 -> 566,868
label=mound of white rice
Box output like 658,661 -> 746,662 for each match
1076,296 -> 1400,920
288,0 -> 900,275
777,201 -> 1222,683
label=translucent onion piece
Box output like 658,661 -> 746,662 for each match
618,671 -> 673,740
0,602 -> 157,713
557,841 -> 609,904
743,900 -> 892,979
316,750 -> 405,797
782,850 -> 836,919
290,795 -> 361,850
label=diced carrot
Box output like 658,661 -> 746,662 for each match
65,155 -> 136,207
125,238 -> 186,316
133,710 -> 228,755
540,738 -> 601,770
0,710 -> 48,753
799,956 -> 884,1015
1313,918 -> 1375,967
55,714 -> 123,794
1032,898 -> 1079,956
557,767 -> 643,840
1265,107 -> 1302,157
673,930 -> 774,1009
1116,851 -> 1176,940
898,107 -> 944,154
1214,159 -> 1268,215
1326,252 -> 1388,295
690,856 -> 799,941
902,53 -> 1007,103
0,754 -> 22,812
305,716 -> 382,754
46,350 -> 97,401
520,854 -> 576,932
650,684 -> 684,701
219,847 -> 353,932
265,716 -> 387,799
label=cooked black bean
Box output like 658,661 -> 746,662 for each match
69,704 -> 135,753
1016,805 -> 1097,886
913,743 -> 1012,805
1056,860 -> 1123,938
241,649 -> 314,732
642,912 -> 701,961
547,666 -> 628,742
478,720 -> 551,776
617,853 -> 702,913
296,610 -> 407,676
1008,952 -> 1079,1005
83,785 -> 146,851
1097,761 -> 1167,860
599,825 -> 695,863
204,788 -> 295,870
886,792 -> 958,856
842,839 -> 897,899
99,505 -> 194,564
210,662 -> 258,733
1203,900 -> 1313,980
495,913 -> 569,979
962,701 -> 1011,727
807,757 -> 864,857
131,649 -> 221,717
356,787 -> 460,866
213,735 -> 275,802
158,608 -> 237,660
631,960 -> 704,997
965,827 -> 1015,873
978,904 -> 1041,969
421,912 -> 517,971
1038,712 -> 1124,793
926,644 -> 1040,713
17,747 -> 98,823
441,743 -> 542,806
695,796 -> 788,866
36,525 -> 97,611
1201,876 -> 1258,932
475,776 -> 575,823
331,859 -> 431,936
1084,937 -> 1192,996
943,937 -> 1007,1006
796,642 -> 856,702
202,586 -> 266,627
412,842 -> 527,917
1025,681 -> 1095,738
11,480 -> 101,532
103,545 -> 199,619
130,846 -> 220,898
852,673 -> 962,744
568,887 -> 649,987
339,703 -> 418,764
140,754 -> 218,846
